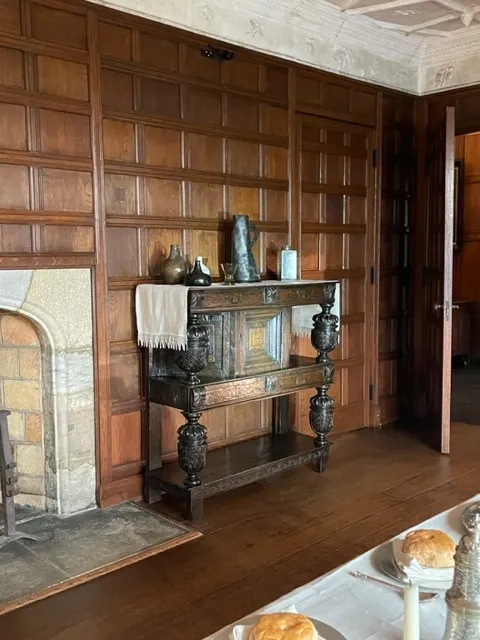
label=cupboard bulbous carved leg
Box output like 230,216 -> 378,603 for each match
310,283 -> 339,471
176,314 -> 209,384
309,378 -> 334,472
177,411 -> 207,488
311,283 -> 339,365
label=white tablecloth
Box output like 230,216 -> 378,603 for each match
204,494 -> 479,640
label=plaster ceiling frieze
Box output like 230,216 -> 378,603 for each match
421,55 -> 480,93
421,27 -> 480,92
86,0 -> 480,94
88,0 -> 422,93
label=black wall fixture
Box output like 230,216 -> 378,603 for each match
200,45 -> 234,61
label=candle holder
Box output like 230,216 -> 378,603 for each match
221,263 -> 237,285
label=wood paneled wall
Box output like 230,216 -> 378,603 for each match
0,0 -> 415,505
379,95 -> 415,424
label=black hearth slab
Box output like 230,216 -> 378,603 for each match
13,502 -> 189,578
0,541 -> 67,605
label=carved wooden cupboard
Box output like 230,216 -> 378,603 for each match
145,281 -> 339,519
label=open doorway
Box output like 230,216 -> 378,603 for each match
450,132 -> 480,425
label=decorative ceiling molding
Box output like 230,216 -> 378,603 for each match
86,0 -> 480,95
88,0 -> 422,93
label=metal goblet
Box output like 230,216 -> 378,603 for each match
221,263 -> 237,285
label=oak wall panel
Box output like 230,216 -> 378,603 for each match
103,119 -> 135,162
105,173 -> 137,216
106,227 -> 138,277
41,224 -> 94,252
139,31 -> 179,72
39,110 -> 91,157
0,164 -> 30,209
41,169 -> 93,212
37,56 -> 89,100
101,68 -> 133,110
31,3 -> 87,50
0,46 -> 24,88
0,0 -> 22,35
98,20 -> 132,61
0,224 -> 32,252
111,411 -> 142,466
0,103 -> 27,150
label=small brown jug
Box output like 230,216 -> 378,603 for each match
163,244 -> 187,284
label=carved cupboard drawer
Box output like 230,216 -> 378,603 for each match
188,281 -> 327,312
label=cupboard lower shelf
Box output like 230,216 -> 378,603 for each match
145,431 -> 325,520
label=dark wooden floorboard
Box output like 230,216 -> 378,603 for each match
1,422 -> 479,640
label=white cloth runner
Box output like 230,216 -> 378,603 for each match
135,284 -> 189,350
392,537 -> 454,584
291,305 -> 320,337
204,495 -> 480,640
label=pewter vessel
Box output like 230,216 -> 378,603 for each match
443,512 -> 480,639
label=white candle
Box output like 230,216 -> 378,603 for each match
403,582 -> 420,640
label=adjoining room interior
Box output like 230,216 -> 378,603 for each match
1,0 -> 480,637
451,131 -> 480,426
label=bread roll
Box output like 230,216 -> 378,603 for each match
402,529 -> 456,568
248,613 -> 318,640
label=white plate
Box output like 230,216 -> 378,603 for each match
374,542 -> 451,591
242,614 -> 347,640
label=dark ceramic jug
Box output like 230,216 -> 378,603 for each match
163,244 -> 187,284
231,215 -> 260,282
185,259 -> 212,287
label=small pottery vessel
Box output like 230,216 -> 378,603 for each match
185,258 -> 212,286
163,244 -> 187,284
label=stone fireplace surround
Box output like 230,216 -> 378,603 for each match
0,269 -> 95,515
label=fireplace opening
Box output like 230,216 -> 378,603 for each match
0,268 -> 96,515
0,313 -> 47,510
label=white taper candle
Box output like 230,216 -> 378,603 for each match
403,582 -> 420,640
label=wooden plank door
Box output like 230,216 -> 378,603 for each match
423,105 -> 455,453
294,113 -> 376,434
